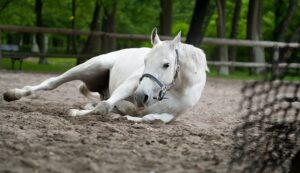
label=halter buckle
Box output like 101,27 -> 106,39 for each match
158,86 -> 167,100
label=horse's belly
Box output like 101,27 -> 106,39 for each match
109,48 -> 149,94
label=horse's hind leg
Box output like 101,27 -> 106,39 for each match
78,83 -> 101,100
3,60 -> 95,101
3,55 -> 112,102
3,74 -> 72,102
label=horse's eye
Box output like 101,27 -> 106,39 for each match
163,63 -> 170,68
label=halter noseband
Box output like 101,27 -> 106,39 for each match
139,49 -> 180,101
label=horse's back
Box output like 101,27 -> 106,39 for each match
109,48 -> 150,94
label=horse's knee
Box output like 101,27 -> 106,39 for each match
93,101 -> 112,115
3,89 -> 19,102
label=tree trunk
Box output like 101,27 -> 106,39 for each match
71,0 -> 77,54
35,0 -> 47,64
186,0 -> 210,47
216,0 -> 228,75
282,22 -> 300,60
229,0 -> 242,71
101,0 -> 118,53
77,0 -> 102,64
247,0 -> 264,74
273,0 -> 297,61
159,0 -> 172,36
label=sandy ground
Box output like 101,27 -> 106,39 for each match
0,71 -> 244,173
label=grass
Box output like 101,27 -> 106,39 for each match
0,58 -> 76,73
0,58 -> 299,81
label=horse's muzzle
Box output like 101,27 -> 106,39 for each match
134,91 -> 149,107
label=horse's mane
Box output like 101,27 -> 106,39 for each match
179,43 -> 209,73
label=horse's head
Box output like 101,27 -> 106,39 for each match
135,28 -> 181,107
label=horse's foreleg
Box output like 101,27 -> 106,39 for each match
112,100 -> 137,115
125,96 -> 180,123
69,109 -> 93,117
69,70 -> 141,117
125,113 -> 174,123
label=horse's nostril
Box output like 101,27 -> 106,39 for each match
143,94 -> 149,104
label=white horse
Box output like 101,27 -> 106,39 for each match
3,28 -> 208,123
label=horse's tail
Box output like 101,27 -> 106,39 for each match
78,83 -> 101,100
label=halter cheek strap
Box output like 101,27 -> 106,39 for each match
139,49 -> 180,101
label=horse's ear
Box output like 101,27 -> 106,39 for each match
173,31 -> 181,44
151,27 -> 161,46
170,31 -> 181,49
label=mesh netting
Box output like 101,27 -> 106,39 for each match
229,52 -> 300,173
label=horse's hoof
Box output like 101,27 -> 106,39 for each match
68,109 -> 79,116
3,89 -> 18,102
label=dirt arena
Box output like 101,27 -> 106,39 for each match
0,71 -> 244,173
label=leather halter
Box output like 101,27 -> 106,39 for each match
139,49 -> 180,101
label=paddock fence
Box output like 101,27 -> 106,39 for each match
0,24 -> 300,71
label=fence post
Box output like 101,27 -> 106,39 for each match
272,45 -> 279,78
0,30 -> 2,58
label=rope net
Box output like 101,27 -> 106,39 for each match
229,52 -> 300,173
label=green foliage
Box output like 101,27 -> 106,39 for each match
116,0 -> 160,35
0,0 -> 35,26
172,0 -> 194,36
172,23 -> 189,36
